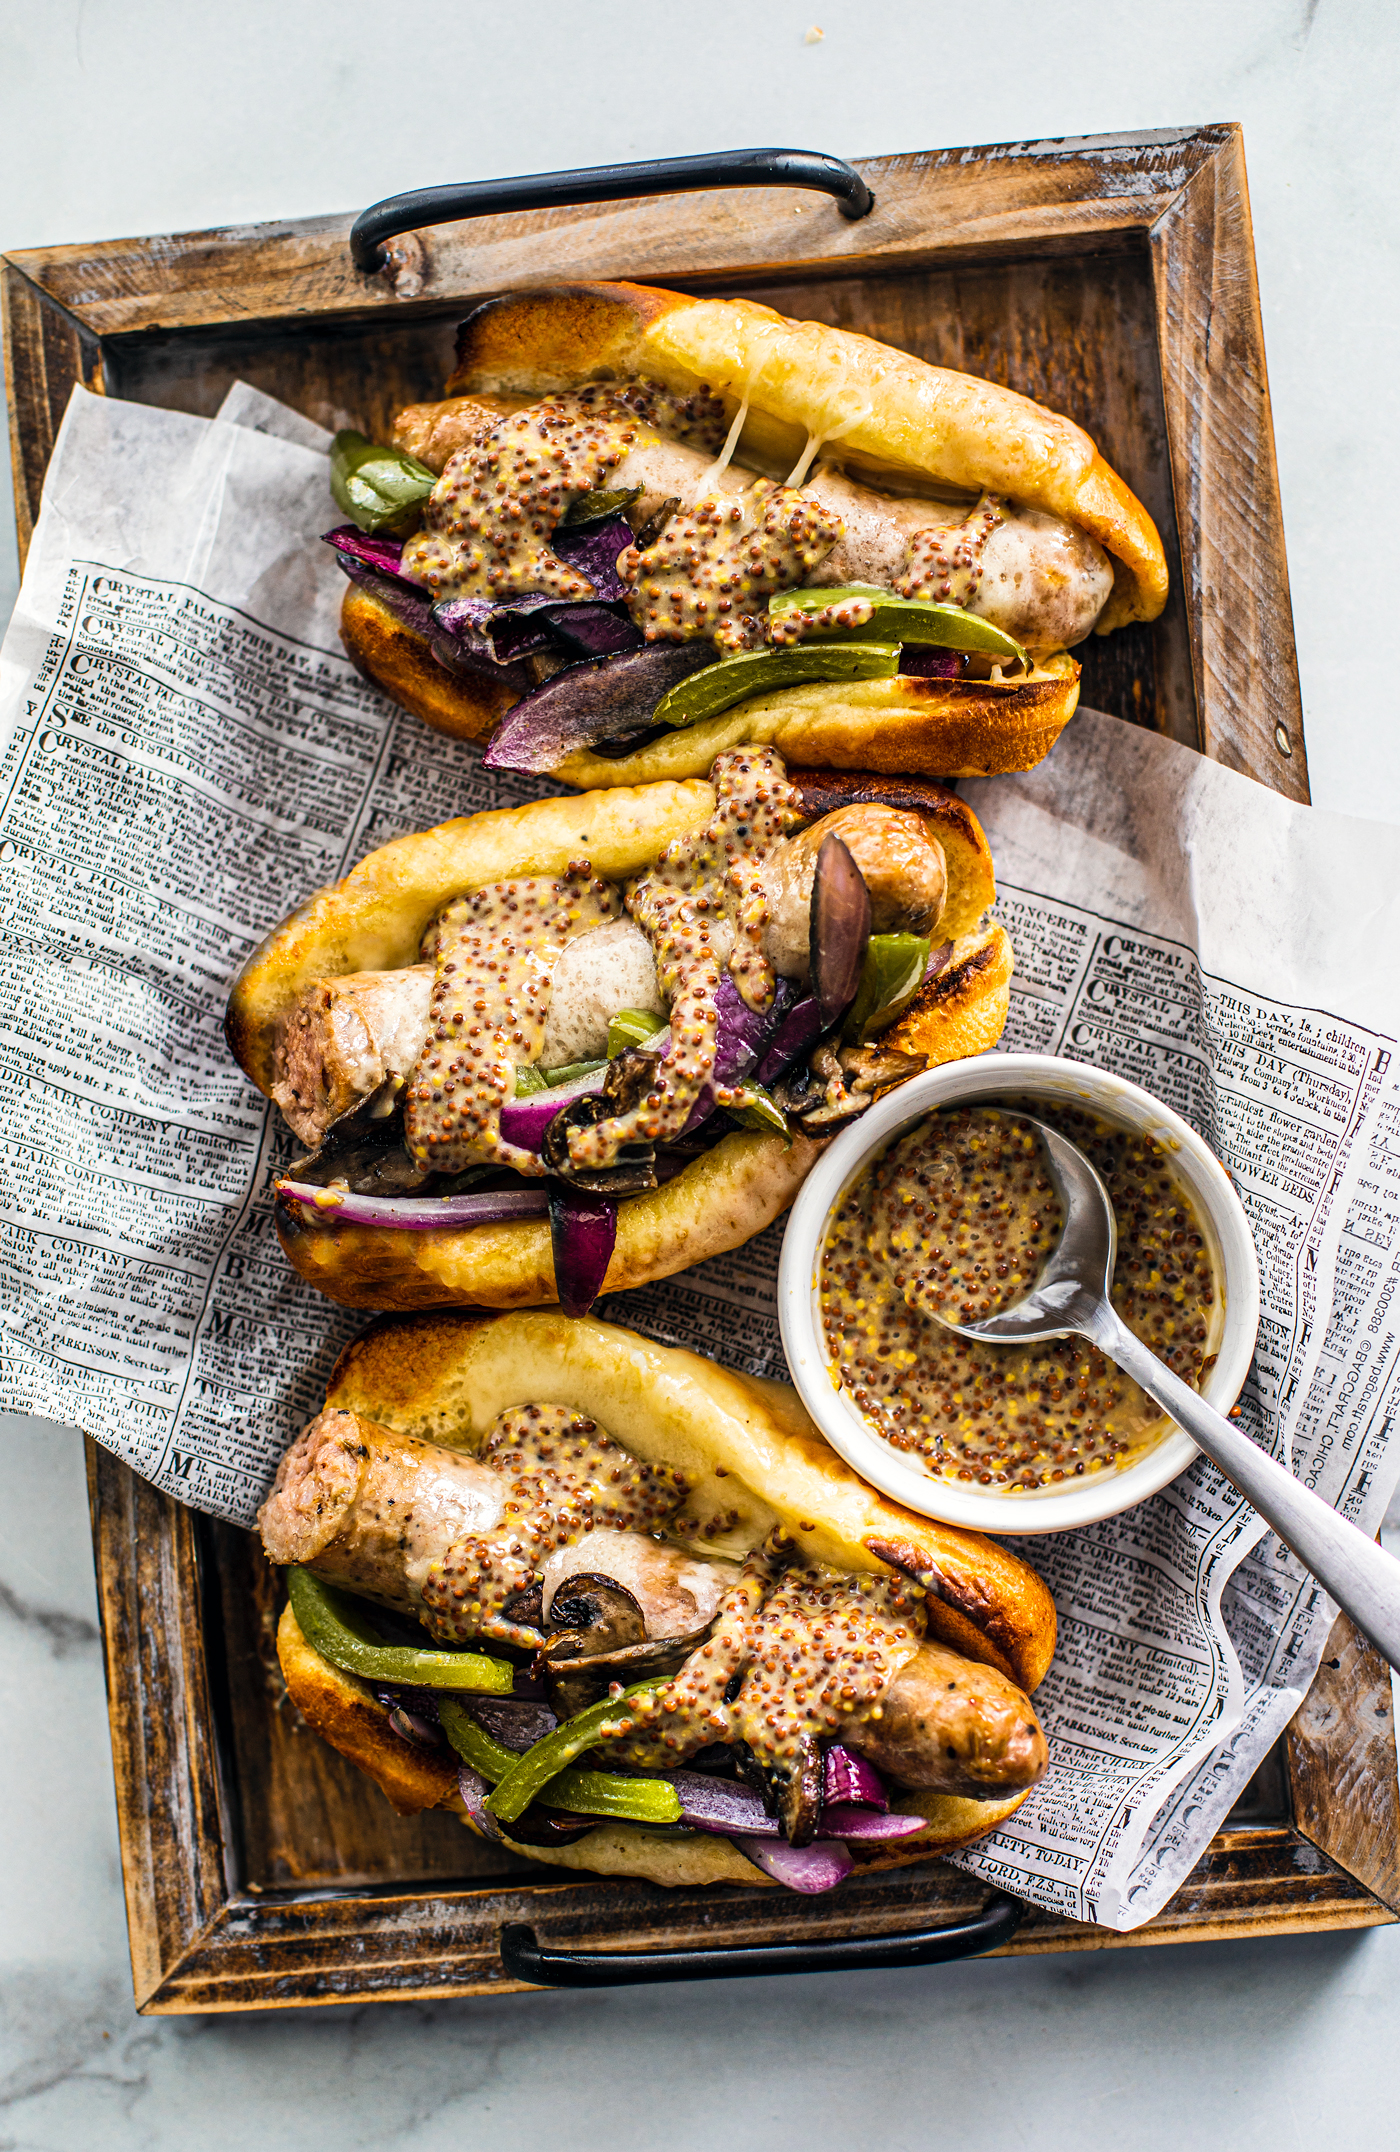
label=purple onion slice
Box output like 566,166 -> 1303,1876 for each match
333,550 -> 435,637
544,605 -> 645,658
811,835 -> 872,1026
666,1771 -> 780,1837
898,647 -> 964,679
434,593 -> 556,635
483,643 -> 715,773
818,1805 -> 926,1843
756,995 -> 825,1087
467,1697 -> 558,1751
498,1065 -> 609,1153
549,512 -> 636,601
434,592 -> 561,667
735,1836 -> 854,1893
823,1744 -> 888,1811
458,1763 -> 506,1842
333,555 -> 531,689
548,1184 -> 618,1317
276,1181 -> 549,1232
680,975 -> 797,1136
323,524 -> 408,578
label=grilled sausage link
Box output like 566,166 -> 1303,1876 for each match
258,1408 -> 503,1617
759,805 -> 947,977
391,397 -> 1115,652
267,803 -> 947,1144
271,968 -> 433,1149
260,1410 -> 1047,1799
257,1408 -> 733,1640
856,1640 -> 1049,1798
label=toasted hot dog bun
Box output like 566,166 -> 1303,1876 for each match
226,769 -> 1011,1313
272,1308 -> 1053,1881
336,275 -> 1168,779
447,283 -> 1165,633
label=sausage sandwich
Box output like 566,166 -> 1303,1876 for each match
227,746 -> 1011,1315
328,281 -> 1167,786
261,1308 -> 1057,1891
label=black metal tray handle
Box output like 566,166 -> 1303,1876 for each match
350,148 -> 874,276
499,1890 -> 1021,1989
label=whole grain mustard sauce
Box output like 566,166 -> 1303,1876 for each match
819,1102 -> 1220,1494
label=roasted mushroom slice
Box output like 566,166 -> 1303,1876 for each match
287,1076 -> 434,1195
541,1050 -> 662,1192
545,1574 -> 648,1655
499,1583 -> 545,1634
541,1609 -> 718,1719
837,1042 -> 928,1097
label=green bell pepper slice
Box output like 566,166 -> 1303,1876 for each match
484,1678 -> 667,1823
440,1699 -> 682,1824
768,585 -> 1029,669
541,1057 -> 607,1087
438,1698 -> 520,1781
843,933 -> 933,1042
287,1568 -> 514,1694
726,1081 -> 790,1141
562,485 -> 642,525
607,1008 -> 667,1059
654,643 -> 900,729
330,430 -> 437,538
544,1769 -> 682,1825
512,1064 -> 547,1097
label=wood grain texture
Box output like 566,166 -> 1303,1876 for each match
1286,1611 -> 1400,1911
1149,128 -> 1307,797
15,127 -> 1374,2010
6,129 -> 1236,342
135,1824 -> 1392,2014
1,265 -> 104,563
84,1442 -> 233,2009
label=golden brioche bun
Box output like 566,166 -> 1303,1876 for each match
268,1306 -> 1051,1883
445,282 -> 1165,635
226,768 -> 1011,1315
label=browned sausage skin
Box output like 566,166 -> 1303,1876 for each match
267,795 -> 951,1156
258,1405 -> 1047,1800
861,1643 -> 1048,1798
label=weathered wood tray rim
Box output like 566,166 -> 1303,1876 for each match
5,122 -> 1388,2011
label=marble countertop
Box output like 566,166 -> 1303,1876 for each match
3,3 -> 1399,2144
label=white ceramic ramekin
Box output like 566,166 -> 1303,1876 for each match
777,1053 -> 1261,1534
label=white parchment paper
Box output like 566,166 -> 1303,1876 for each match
3,383 -> 1399,1929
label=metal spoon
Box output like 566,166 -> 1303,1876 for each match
935,1114 -> 1400,1673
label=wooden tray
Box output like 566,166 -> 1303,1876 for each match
7,124 -> 1397,2012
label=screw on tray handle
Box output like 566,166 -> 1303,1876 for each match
498,1890 -> 1021,1989
350,148 -> 874,276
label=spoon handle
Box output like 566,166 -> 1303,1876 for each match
1082,1301 -> 1400,1672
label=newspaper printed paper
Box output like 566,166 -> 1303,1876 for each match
2,384 -> 1399,1929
